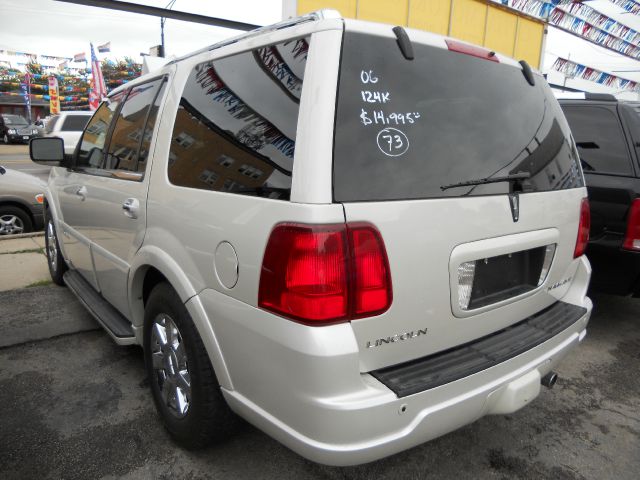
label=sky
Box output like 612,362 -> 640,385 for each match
0,0 -> 282,60
1,0 -> 640,98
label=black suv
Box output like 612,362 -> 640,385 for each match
0,114 -> 39,144
559,94 -> 640,296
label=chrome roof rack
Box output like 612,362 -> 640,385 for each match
168,9 -> 341,65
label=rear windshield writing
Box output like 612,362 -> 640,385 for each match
333,32 -> 584,202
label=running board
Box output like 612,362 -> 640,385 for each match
63,270 -> 136,345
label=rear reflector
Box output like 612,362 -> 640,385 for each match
574,198 -> 590,258
623,199 -> 640,251
445,39 -> 499,63
259,223 -> 392,325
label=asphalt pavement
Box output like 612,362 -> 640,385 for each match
0,284 -> 638,479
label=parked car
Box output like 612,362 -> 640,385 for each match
43,111 -> 93,155
0,114 -> 39,144
30,10 -> 592,466
558,94 -> 640,296
0,165 -> 45,234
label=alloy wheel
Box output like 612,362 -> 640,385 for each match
46,220 -> 58,272
0,214 -> 24,235
150,314 -> 191,418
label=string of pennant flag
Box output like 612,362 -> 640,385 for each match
498,0 -> 640,60
551,57 -> 640,92
559,1 -> 640,44
608,0 -> 640,16
0,81 -> 88,92
0,91 -> 88,101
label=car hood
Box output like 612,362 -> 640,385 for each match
0,167 -> 46,194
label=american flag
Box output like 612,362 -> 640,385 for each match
89,43 -> 106,110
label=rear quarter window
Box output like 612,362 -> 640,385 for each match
167,37 -> 310,200
562,105 -> 633,176
61,114 -> 91,132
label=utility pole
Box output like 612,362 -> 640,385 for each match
160,0 -> 177,58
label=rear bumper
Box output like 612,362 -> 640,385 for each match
222,307 -> 589,466
194,257 -> 592,466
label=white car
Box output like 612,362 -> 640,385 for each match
30,10 -> 593,466
43,111 -> 93,155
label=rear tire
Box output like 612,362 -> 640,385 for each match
2,134 -> 9,145
0,206 -> 32,235
44,210 -> 67,285
144,282 -> 237,449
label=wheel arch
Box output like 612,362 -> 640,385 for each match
43,194 -> 69,261
129,247 -> 233,390
0,198 -> 36,227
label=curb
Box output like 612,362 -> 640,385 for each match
0,232 -> 45,241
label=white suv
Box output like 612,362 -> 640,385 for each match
43,111 -> 93,155
30,10 -> 592,466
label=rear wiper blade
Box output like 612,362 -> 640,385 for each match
440,172 -> 530,191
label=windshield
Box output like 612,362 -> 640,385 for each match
3,115 -> 28,126
333,31 -> 584,202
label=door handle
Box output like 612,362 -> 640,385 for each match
75,186 -> 87,201
122,198 -> 140,219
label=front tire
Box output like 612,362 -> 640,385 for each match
2,134 -> 9,145
44,210 -> 67,285
0,206 -> 32,235
144,282 -> 237,448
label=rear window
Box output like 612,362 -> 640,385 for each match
333,32 -> 584,202
61,114 -> 91,132
562,105 -> 632,176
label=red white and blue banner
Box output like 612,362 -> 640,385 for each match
496,0 -> 640,60
97,42 -> 111,53
608,0 -> 640,16
551,56 -> 640,92
73,52 -> 86,62
89,43 -> 106,110
20,78 -> 31,122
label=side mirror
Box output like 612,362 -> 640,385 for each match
30,137 -> 65,166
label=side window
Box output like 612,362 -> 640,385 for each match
562,106 -> 632,175
104,78 -> 165,177
60,115 -> 91,132
167,36 -> 310,200
76,91 -> 126,170
137,80 -> 166,171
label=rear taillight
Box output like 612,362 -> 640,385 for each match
259,223 -> 392,325
574,198 -> 590,258
623,199 -> 640,251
